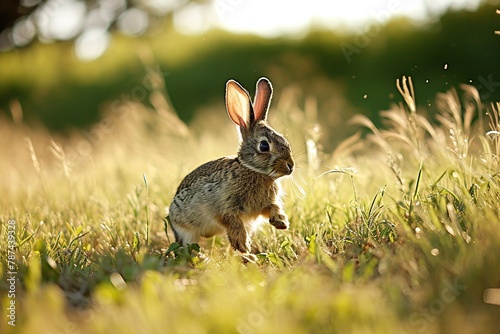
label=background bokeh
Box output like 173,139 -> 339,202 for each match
1,0 -> 499,148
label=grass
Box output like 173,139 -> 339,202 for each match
1,72 -> 500,334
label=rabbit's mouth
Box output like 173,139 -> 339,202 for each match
270,160 -> 294,178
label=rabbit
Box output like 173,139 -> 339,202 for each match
168,77 -> 294,258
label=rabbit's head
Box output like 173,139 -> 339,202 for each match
226,78 -> 294,179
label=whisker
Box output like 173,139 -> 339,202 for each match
282,166 -> 307,201
292,147 -> 308,161
290,176 -> 307,200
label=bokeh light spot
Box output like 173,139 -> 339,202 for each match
173,3 -> 212,35
75,28 -> 110,61
36,0 -> 87,41
117,8 -> 149,36
12,17 -> 37,47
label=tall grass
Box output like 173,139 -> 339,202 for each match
1,73 -> 499,333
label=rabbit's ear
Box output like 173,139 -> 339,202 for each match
226,80 -> 253,130
253,77 -> 273,122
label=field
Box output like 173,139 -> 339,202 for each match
1,73 -> 500,333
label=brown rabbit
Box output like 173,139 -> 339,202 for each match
168,77 -> 294,257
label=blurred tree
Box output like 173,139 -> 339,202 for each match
1,0 -> 28,33
0,0 -> 210,56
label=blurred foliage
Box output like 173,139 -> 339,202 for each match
0,0 -> 209,46
0,3 -> 499,146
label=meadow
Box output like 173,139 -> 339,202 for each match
1,71 -> 500,333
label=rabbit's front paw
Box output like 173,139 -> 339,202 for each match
269,214 -> 289,230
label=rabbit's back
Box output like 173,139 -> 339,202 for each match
168,156 -> 280,243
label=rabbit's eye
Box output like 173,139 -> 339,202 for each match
259,140 -> 270,152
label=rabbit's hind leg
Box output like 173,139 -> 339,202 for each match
219,214 -> 251,254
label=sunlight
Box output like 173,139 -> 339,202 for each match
174,3 -> 213,35
36,0 -> 87,40
117,8 -> 149,35
75,28 -> 110,61
12,17 -> 36,47
213,0 -> 485,36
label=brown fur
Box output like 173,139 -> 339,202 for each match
168,78 -> 294,255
